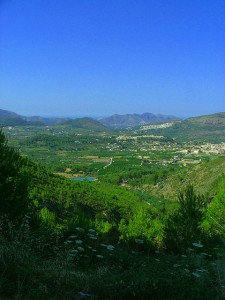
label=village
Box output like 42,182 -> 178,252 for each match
104,134 -> 225,167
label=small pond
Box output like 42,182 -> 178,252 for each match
71,177 -> 97,182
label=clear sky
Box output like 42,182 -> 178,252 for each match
0,0 -> 224,117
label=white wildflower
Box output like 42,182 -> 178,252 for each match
107,245 -> 115,251
75,239 -> 83,245
201,269 -> 209,273
69,249 -> 78,254
192,242 -> 203,248
135,238 -> 144,244
77,247 -> 84,252
64,240 -> 73,244
87,233 -> 95,237
68,235 -> 77,240
69,249 -> 78,256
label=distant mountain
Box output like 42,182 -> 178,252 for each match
0,109 -> 20,119
23,116 -> 69,126
0,109 -> 179,128
100,113 -> 179,128
0,109 -> 29,126
61,117 -> 110,132
0,108 -> 71,126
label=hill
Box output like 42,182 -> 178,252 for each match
0,109 -> 29,126
100,112 -> 179,128
0,108 -> 72,126
146,156 -> 225,199
187,112 -> 225,125
0,108 -> 112,130
23,116 -> 70,126
61,117 -> 111,132
141,112 -> 225,143
0,108 -> 20,118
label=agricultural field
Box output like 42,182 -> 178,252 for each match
3,123 -> 225,196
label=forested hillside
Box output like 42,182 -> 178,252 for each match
0,128 -> 225,299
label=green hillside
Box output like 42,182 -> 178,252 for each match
0,109 -> 20,118
188,112 -> 225,125
61,117 -> 111,133
0,128 -> 225,299
0,117 -> 29,126
0,109 -> 46,126
145,112 -> 225,142
23,116 -> 69,125
0,109 -> 28,126
146,156 -> 225,198
1,113 -> 225,299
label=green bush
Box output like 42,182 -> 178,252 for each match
202,178 -> 225,239
165,185 -> 206,251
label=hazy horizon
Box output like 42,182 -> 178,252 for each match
2,106 -> 224,120
1,1 -> 224,117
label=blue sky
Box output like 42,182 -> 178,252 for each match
0,0 -> 224,117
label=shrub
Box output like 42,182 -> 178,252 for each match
165,185 -> 206,251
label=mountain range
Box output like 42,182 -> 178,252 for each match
0,109 -> 179,127
1,109 -> 225,142
100,112 -> 179,128
0,109 -> 69,126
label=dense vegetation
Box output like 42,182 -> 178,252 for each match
0,127 -> 225,299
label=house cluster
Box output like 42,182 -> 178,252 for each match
116,134 -> 163,141
140,122 -> 175,130
180,143 -> 225,155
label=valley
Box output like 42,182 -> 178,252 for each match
3,113 -> 225,198
1,110 -> 225,299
